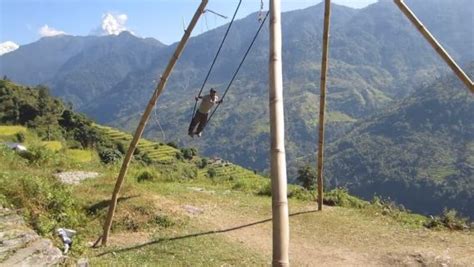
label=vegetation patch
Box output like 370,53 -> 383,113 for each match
66,149 -> 94,163
0,125 -> 27,136
41,141 -> 63,151
424,209 -> 472,231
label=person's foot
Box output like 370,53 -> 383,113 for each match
197,132 -> 202,137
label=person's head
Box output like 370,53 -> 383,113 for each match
210,88 -> 217,97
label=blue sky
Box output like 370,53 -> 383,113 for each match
0,0 -> 378,45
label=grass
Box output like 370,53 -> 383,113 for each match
41,141 -> 63,151
94,124 -> 179,163
1,124 -> 473,266
0,125 -> 27,136
66,149 -> 95,163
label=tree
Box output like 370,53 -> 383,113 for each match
296,165 -> 317,190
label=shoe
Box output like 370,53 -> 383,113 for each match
196,132 -> 202,137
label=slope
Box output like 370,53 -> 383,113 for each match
0,1 -> 472,182
325,67 -> 474,218
1,80 -> 472,265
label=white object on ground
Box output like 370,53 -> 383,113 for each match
56,228 -> 76,254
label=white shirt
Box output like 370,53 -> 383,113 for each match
198,94 -> 219,114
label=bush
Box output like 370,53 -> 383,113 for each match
167,142 -> 178,149
197,158 -> 208,169
136,169 -> 159,183
288,185 -> 313,201
19,144 -> 58,166
207,168 -> 217,178
15,132 -> 26,143
116,142 -> 127,154
257,182 -> 272,196
0,173 -> 86,236
424,209 -> 471,231
98,148 -> 122,164
296,165 -> 317,190
180,148 -> 197,160
324,188 -> 367,208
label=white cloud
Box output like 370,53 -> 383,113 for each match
99,12 -> 132,35
39,25 -> 66,37
0,41 -> 19,56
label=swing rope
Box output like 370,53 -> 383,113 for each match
205,11 -> 269,127
191,0 -> 242,122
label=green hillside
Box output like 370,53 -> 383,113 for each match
1,1 -> 473,177
325,68 -> 474,218
1,123 -> 473,265
1,79 -> 473,265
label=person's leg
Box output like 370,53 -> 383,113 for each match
195,112 -> 208,135
188,114 -> 199,135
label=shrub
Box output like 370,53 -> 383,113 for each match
136,169 -> 159,183
296,165 -> 317,190
167,142 -> 178,149
207,168 -> 217,178
288,185 -> 313,201
180,148 -> 197,160
98,148 -> 122,164
116,142 -> 127,154
324,188 -> 367,208
15,132 -> 26,143
19,144 -> 58,166
424,209 -> 471,231
257,182 -> 272,196
197,158 -> 208,169
0,173 -> 86,236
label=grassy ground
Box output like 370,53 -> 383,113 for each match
0,125 -> 27,136
66,149 -> 95,163
1,125 -> 473,266
41,141 -> 63,151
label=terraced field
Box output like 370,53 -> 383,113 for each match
94,125 -> 179,163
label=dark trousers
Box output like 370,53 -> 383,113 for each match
188,111 -> 208,134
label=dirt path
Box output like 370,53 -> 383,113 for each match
184,193 -> 474,266
102,187 -> 474,266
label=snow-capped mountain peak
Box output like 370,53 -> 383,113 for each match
0,41 -> 20,56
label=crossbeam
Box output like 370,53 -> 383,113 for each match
394,0 -> 474,93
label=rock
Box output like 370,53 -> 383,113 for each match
53,171 -> 99,185
0,207 -> 64,266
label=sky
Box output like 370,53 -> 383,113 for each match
0,0 -> 378,46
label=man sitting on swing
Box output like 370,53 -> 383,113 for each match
188,88 -> 222,137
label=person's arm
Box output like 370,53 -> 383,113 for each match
195,95 -> 203,101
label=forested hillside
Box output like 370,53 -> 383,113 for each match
325,68 -> 474,218
1,0 -> 472,174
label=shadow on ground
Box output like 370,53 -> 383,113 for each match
96,209 -> 318,257
87,195 -> 140,215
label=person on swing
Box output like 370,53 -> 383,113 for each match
188,88 -> 222,137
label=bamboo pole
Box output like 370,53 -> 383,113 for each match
269,0 -> 290,266
394,0 -> 474,93
100,0 -> 209,247
316,0 -> 332,211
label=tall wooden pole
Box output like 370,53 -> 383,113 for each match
269,0 -> 290,266
394,0 -> 474,93
100,0 -> 209,247
316,0 -> 332,211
